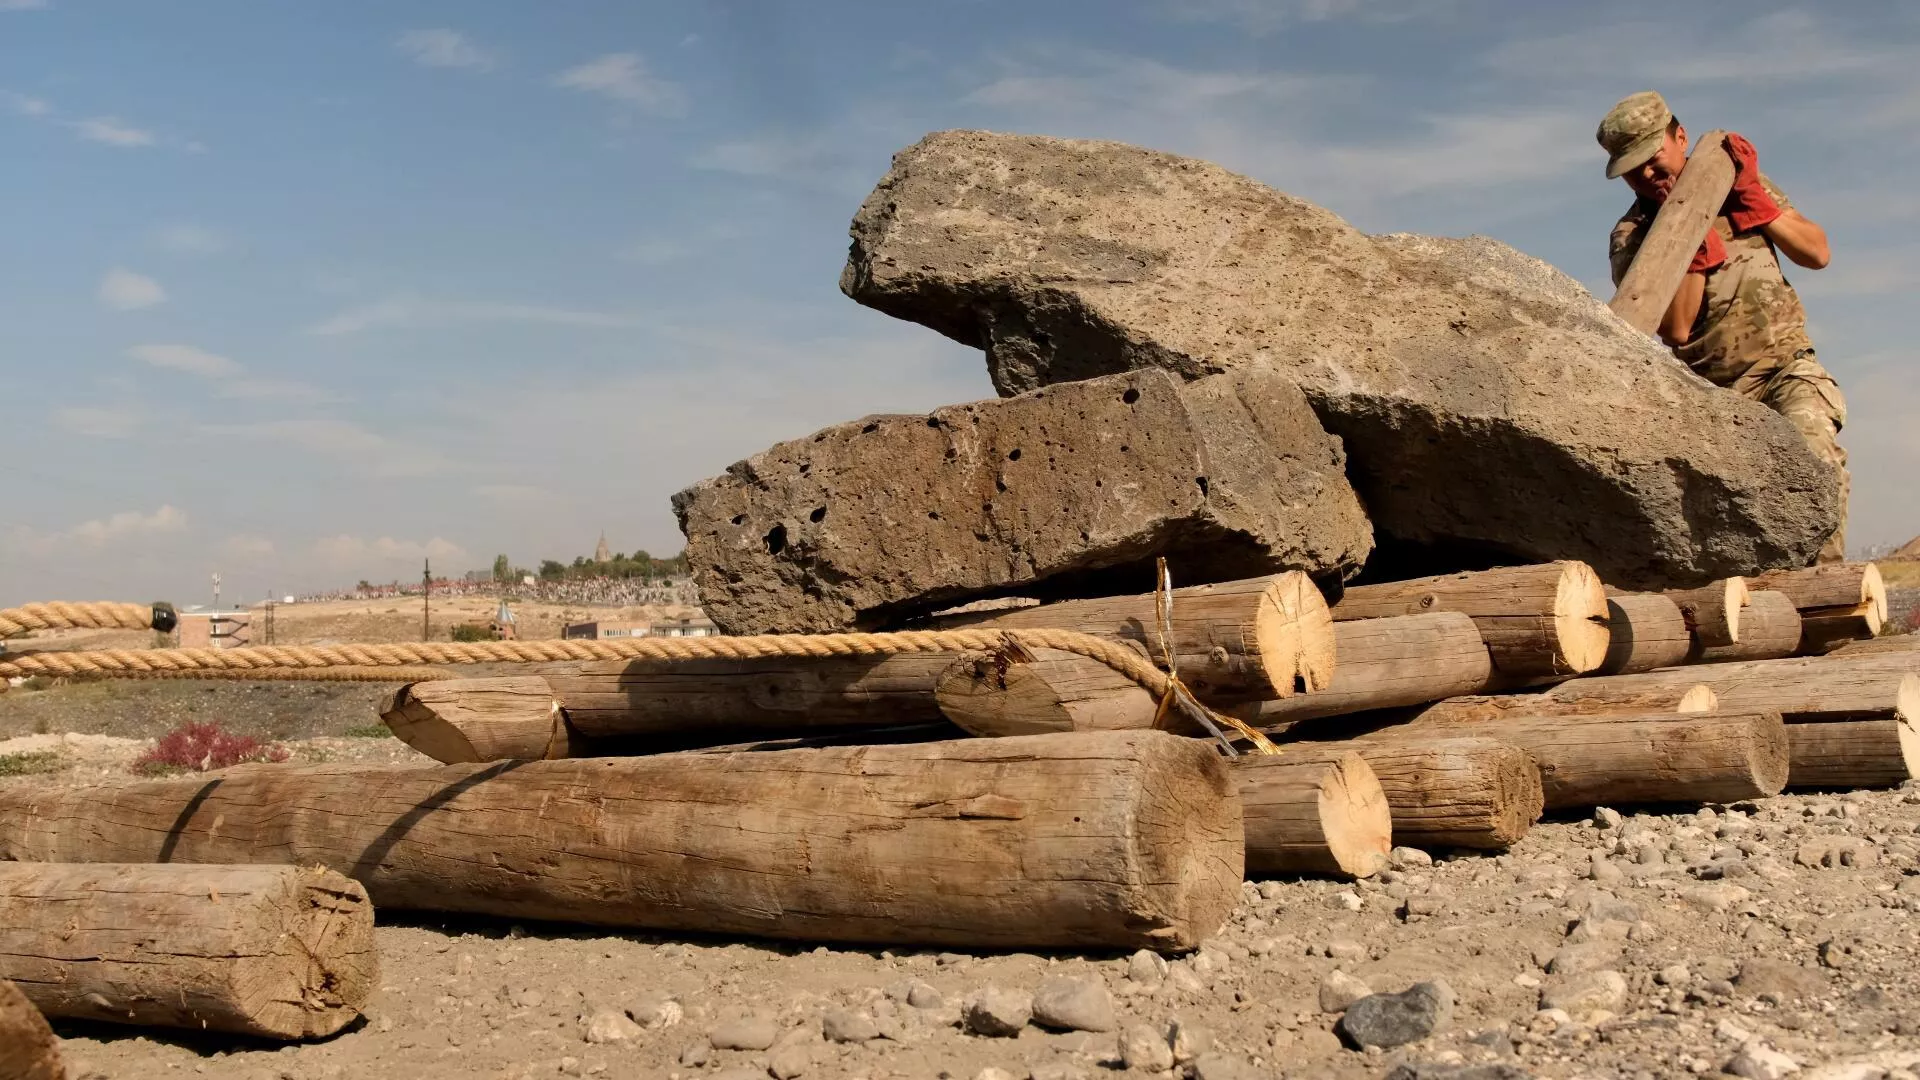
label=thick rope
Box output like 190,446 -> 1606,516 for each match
50,666 -> 458,684
0,601 -> 173,638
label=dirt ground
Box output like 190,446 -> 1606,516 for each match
1,690 -> 1917,1080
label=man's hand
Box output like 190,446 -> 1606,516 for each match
1690,229 -> 1728,274
1723,133 -> 1783,232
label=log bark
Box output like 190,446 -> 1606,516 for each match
934,646 -> 1157,738
1662,577 -> 1749,649
1542,655 -> 1920,723
1385,710 -> 1790,808
0,978 -> 62,1080
1597,593 -> 1692,675
1831,634 -> 1920,656
1233,748 -> 1390,878
0,732 -> 1242,954
1748,563 -> 1887,651
933,571 -> 1335,703
1608,131 -> 1734,334
1688,590 -> 1801,664
1785,720 -> 1920,789
0,863 -> 374,1040
1332,562 -> 1609,678
1231,613 -> 1491,726
1415,684 -> 1717,724
1278,736 -> 1542,851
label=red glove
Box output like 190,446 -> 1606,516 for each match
1722,133 -> 1782,232
1689,227 -> 1727,274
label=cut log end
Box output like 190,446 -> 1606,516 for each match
1235,749 -> 1391,879
1677,685 -> 1720,713
1554,560 -> 1613,673
1259,572 -> 1338,695
1316,752 -> 1392,878
381,676 -> 563,763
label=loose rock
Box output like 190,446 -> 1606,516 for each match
962,987 -> 1033,1038
1337,982 -> 1452,1049
1319,969 -> 1373,1013
821,1008 -> 881,1044
583,1008 -> 641,1044
710,1014 -> 779,1052
1119,1021 -> 1176,1072
1539,970 -> 1628,1016
1030,975 -> 1116,1034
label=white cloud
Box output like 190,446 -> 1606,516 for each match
10,505 -> 190,556
313,534 -> 470,571
5,93 -> 49,115
127,343 -> 240,377
222,533 -> 276,559
74,116 -> 157,147
553,53 -> 687,116
98,268 -> 166,310
396,28 -> 497,72
151,223 -> 227,256
306,295 -> 652,335
54,406 -> 142,439
198,418 -> 449,478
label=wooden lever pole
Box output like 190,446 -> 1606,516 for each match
1608,129 -> 1733,334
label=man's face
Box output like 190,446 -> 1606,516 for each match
1623,125 -> 1690,202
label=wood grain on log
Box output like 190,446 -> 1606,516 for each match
1608,130 -> 1734,334
1748,563 -> 1887,651
1234,748 -> 1391,878
1597,593 -> 1692,675
934,645 -> 1157,738
1662,577 -> 1749,649
1230,613 -> 1491,726
383,675 -> 566,762
0,732 -> 1243,954
0,978 -> 63,1080
1333,562 -> 1609,678
1543,655 -> 1920,723
1831,635 -> 1920,656
0,863 -> 373,1040
934,572 -> 1335,702
1387,710 -> 1790,808
1415,685 -> 1715,724
1785,720 -> 1920,789
1688,590 -> 1801,664
1279,736 -> 1542,851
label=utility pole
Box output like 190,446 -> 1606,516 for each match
422,558 -> 431,642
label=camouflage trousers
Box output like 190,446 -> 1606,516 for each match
1732,351 -> 1849,564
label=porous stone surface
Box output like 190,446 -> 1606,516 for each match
840,130 -> 1839,588
675,365 -> 1371,632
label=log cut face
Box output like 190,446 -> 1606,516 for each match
674,366 -> 1371,634
0,732 -> 1243,954
840,130 -> 1837,588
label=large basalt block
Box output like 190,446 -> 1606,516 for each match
839,130 -> 1839,589
674,366 -> 1370,634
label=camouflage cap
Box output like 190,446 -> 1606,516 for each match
1596,91 -> 1672,179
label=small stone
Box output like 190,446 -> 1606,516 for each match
904,981 -> 944,1009
973,1069 -> 1017,1080
1796,837 -> 1878,869
822,1008 -> 881,1044
1538,970 -> 1627,1015
1169,1017 -> 1213,1063
1737,958 -> 1826,1002
583,1008 -> 642,1044
628,993 -> 683,1030
1327,939 -> 1368,962
1337,982 -> 1452,1049
769,1044 -> 811,1080
1548,940 -> 1624,977
558,1058 -> 582,1077
1030,1065 -> 1091,1080
1257,880 -> 1286,901
1190,1051 -> 1264,1080
710,1014 -> 778,1051
709,1069 -> 767,1080
962,987 -> 1032,1037
1391,846 -> 1435,869
1385,1065 -> 1537,1080
1654,964 -> 1691,987
1030,975 -> 1116,1033
680,1043 -> 711,1067
1588,854 -> 1624,884
1679,882 -> 1751,912
1333,890 -> 1364,912
1119,1022 -> 1176,1072
1803,1066 -> 1886,1080
1718,1019 -> 1756,1042
1593,807 -> 1624,830
1127,949 -> 1170,986
1319,969 -> 1373,1013
1726,1038 -> 1802,1080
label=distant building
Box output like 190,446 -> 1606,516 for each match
177,610 -> 250,649
594,532 -> 611,563
490,600 -> 518,641
653,615 -> 718,638
562,620 -> 652,640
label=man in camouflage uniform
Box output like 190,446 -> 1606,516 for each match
1599,91 -> 1847,563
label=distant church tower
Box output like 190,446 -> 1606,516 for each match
594,532 -> 611,563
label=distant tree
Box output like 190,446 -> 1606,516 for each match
492,554 -> 511,582
538,560 -> 566,581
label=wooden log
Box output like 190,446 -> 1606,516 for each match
1332,562 -> 1609,678
1662,577 -> 1749,649
381,653 -> 962,763
1785,720 -> 1920,789
1386,710 -> 1790,808
934,572 -> 1335,703
1597,593 -> 1691,675
1230,613 -> 1491,726
0,731 -> 1242,953
1277,736 -> 1542,851
1608,129 -> 1734,334
934,646 -> 1157,737
1688,590 -> 1801,664
1542,655 -> 1920,723
0,978 -> 62,1080
1415,684 -> 1717,724
0,863 -> 374,1040
1234,748 -> 1391,878
1748,563 -> 1887,651
1831,634 -> 1920,656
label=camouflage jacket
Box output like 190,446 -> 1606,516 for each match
1609,173 -> 1815,387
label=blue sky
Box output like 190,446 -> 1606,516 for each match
2,1 -> 1915,606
